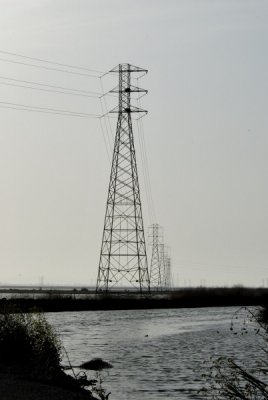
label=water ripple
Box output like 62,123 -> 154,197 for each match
47,307 -> 261,400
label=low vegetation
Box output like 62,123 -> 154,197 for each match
0,311 -> 61,378
202,305 -> 268,399
1,286 -> 268,312
0,309 -> 105,399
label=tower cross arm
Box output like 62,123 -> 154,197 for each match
109,85 -> 147,94
108,64 -> 148,74
109,105 -> 147,114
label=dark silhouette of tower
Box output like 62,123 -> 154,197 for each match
96,64 -> 150,293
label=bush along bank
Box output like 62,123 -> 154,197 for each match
0,310 -> 99,399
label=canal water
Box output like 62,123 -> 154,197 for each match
47,307 -> 263,399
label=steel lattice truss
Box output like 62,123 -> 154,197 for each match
96,64 -> 150,293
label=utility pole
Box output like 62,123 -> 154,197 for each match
96,64 -> 150,294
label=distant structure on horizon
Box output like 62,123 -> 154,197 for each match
96,64 -> 150,294
148,223 -> 172,291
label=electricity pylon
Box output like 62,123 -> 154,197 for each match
163,246 -> 172,290
148,224 -> 164,290
148,224 -> 172,291
96,64 -> 150,293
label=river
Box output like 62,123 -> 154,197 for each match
46,306 -> 263,399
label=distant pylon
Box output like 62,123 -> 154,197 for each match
163,246 -> 172,289
148,224 -> 164,290
96,64 -> 150,293
148,224 -> 172,290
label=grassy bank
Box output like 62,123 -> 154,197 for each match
1,287 -> 268,312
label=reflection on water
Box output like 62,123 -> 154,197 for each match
47,307 -> 262,400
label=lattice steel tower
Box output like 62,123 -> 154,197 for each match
148,224 -> 164,290
96,64 -> 150,293
163,248 -> 172,289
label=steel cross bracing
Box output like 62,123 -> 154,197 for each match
96,64 -> 150,293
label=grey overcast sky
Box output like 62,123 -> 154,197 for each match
0,0 -> 267,287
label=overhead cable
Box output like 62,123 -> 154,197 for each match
99,116 -> 112,165
0,75 -> 101,95
0,57 -> 100,78
99,78 -> 114,153
0,101 -> 100,118
135,77 -> 157,224
137,119 -> 154,224
0,81 -> 102,98
0,49 -> 103,74
139,116 -> 157,222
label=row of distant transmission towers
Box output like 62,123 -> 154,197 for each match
148,224 -> 172,291
96,63 -> 172,294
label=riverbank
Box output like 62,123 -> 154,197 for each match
1,287 -> 267,312
0,372 -> 94,400
0,310 -> 96,400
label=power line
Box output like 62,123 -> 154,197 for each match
0,81 -> 100,98
135,94 -> 157,225
0,57 -> 100,78
99,98 -> 113,155
0,105 -> 96,118
0,101 -> 100,118
0,75 -> 101,95
131,74 -> 156,224
137,119 -> 153,224
99,78 -> 113,153
0,49 -> 103,74
139,115 -> 157,222
99,117 -> 112,165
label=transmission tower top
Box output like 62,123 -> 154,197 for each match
105,63 -> 148,75
102,63 -> 148,116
